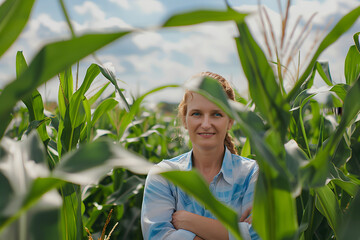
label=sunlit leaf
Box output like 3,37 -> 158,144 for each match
0,0 -> 36,58
163,8 -> 247,27
235,21 -> 290,140
53,139 -> 153,185
98,64 -> 130,112
354,32 -> 360,52
91,98 -> 118,127
344,45 -> 360,86
316,62 -> 333,86
16,51 -> 50,144
253,170 -> 298,240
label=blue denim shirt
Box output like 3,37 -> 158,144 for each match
141,147 -> 259,240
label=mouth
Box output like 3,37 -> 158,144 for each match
198,133 -> 215,136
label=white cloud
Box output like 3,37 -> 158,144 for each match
109,0 -> 164,13
132,31 -> 163,49
73,1 -> 133,32
109,0 -> 130,10
131,21 -> 237,66
17,13 -> 68,53
74,1 -> 105,20
135,0 -> 164,14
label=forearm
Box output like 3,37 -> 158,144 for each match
172,211 -> 228,240
191,215 -> 228,240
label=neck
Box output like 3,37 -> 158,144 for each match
192,145 -> 225,183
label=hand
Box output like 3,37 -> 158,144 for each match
239,206 -> 252,224
172,210 -> 194,230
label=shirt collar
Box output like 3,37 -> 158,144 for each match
219,147 -> 234,185
185,147 -> 234,185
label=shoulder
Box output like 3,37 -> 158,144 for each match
230,154 -> 259,177
148,151 -> 191,175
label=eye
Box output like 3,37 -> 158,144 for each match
191,112 -> 200,116
214,112 -> 223,117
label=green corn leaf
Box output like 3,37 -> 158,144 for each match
52,139 -> 153,185
88,82 -> 110,106
240,137 -> 251,158
235,21 -> 290,140
338,190 -> 360,239
91,98 -> 119,127
69,64 -> 100,129
316,62 -> 333,86
98,64 -> 130,112
330,84 -> 350,102
314,185 -> 342,236
347,121 -> 360,177
354,32 -> 360,52
69,91 -> 86,129
163,7 -> 247,27
81,97 -> 92,142
60,183 -> 82,240
253,170 -> 298,240
16,51 -> 50,145
344,45 -> 360,86
284,139 -> 309,194
0,31 -> 130,139
161,170 -> 242,240
0,0 -> 36,58
328,164 -> 359,197
287,6 -> 360,101
60,107 -> 83,153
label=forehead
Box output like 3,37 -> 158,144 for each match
187,92 -> 221,111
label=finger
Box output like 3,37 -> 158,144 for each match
239,206 -> 253,221
244,216 -> 252,224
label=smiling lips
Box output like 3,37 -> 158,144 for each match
198,132 -> 215,138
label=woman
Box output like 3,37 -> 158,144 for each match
141,72 -> 259,240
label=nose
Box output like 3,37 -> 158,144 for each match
201,115 -> 211,129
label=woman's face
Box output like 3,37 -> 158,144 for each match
184,92 -> 233,152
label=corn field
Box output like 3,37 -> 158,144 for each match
0,0 -> 360,239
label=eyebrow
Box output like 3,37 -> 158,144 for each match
188,108 -> 223,113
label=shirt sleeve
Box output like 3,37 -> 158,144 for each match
244,164 -> 260,240
141,166 -> 196,240
232,162 -> 260,240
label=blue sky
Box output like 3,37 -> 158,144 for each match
0,0 -> 359,104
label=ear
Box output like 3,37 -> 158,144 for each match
228,119 -> 234,130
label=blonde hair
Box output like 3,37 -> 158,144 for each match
178,72 -> 238,155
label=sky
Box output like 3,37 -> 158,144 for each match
0,0 -> 359,104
